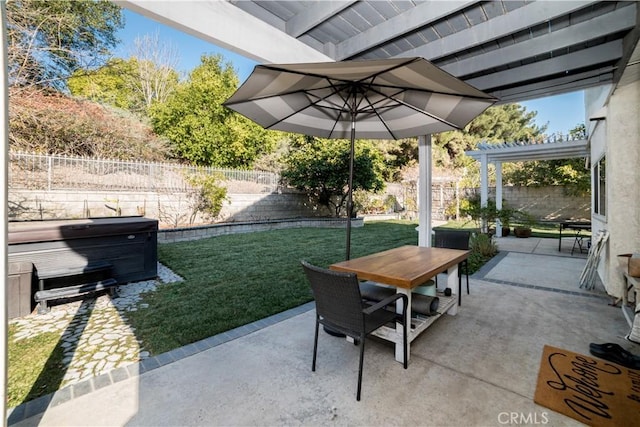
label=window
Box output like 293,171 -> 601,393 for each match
593,156 -> 606,216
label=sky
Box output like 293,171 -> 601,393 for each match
115,9 -> 585,137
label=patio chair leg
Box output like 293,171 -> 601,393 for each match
464,260 -> 469,295
357,334 -> 365,401
465,260 -> 470,294
312,318 -> 319,372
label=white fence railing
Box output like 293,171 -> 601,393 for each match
9,152 -> 280,193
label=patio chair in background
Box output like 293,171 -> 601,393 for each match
433,229 -> 471,305
301,260 -> 408,401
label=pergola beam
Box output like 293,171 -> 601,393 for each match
335,1 -> 475,60
466,140 -> 589,163
287,1 -> 356,38
442,6 -> 635,78
467,41 -> 622,92
402,1 -> 599,61
117,0 -> 332,64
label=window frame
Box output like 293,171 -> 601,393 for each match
593,155 -> 606,218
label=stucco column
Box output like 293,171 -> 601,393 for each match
495,161 -> 503,237
418,135 -> 432,247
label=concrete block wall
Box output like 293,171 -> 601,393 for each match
9,189 -> 329,228
158,217 -> 363,243
493,186 -> 590,221
9,185 -> 589,228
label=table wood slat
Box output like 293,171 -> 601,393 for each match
330,245 -> 470,289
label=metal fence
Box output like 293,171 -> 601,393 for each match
9,151 -> 280,193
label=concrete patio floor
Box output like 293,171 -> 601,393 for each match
9,236 -> 637,426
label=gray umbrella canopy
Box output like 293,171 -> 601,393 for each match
224,57 -> 497,259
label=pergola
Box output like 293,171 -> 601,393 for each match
116,0 -> 638,247
465,138 -> 590,236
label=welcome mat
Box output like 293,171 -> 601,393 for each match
534,345 -> 640,427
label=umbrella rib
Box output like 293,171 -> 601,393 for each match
248,83 -> 351,131
364,84 -> 464,130
358,88 -> 398,139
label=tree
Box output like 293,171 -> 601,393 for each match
68,54 -> 179,114
68,58 -> 138,110
465,104 -> 544,142
6,0 -> 123,90
433,103 -> 546,168
369,104 -> 546,181
281,137 -> 385,217
129,31 -> 180,110
150,54 -> 277,167
502,123 -> 590,195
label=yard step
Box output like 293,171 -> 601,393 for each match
34,278 -> 118,314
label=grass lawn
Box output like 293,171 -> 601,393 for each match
7,324 -> 65,408
125,220 -> 421,354
9,219 -> 504,407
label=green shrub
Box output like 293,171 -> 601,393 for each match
467,232 -> 498,273
383,194 -> 399,212
186,172 -> 228,223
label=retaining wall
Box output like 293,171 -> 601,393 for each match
157,217 -> 363,243
9,189 -> 330,227
9,185 -> 590,229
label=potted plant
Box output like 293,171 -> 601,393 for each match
496,207 -> 514,236
513,210 -> 537,238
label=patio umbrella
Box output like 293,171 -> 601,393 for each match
224,57 -> 497,259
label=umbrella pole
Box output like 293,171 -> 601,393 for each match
346,107 -> 356,260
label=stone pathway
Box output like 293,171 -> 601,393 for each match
9,263 -> 183,389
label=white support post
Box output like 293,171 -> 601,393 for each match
1,3 -> 9,422
480,153 -> 488,233
446,264 -> 459,315
418,135 -> 432,247
495,161 -> 503,237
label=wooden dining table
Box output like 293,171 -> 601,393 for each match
330,245 -> 470,363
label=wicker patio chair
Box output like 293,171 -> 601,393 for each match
301,260 -> 408,401
433,229 -> 471,306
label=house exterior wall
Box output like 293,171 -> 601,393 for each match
605,79 -> 640,298
586,79 -> 640,298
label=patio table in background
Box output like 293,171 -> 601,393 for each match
558,221 -> 592,253
330,245 -> 469,363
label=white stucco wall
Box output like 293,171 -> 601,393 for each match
605,79 -> 640,298
586,78 -> 640,298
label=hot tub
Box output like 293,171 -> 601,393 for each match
8,216 -> 158,285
